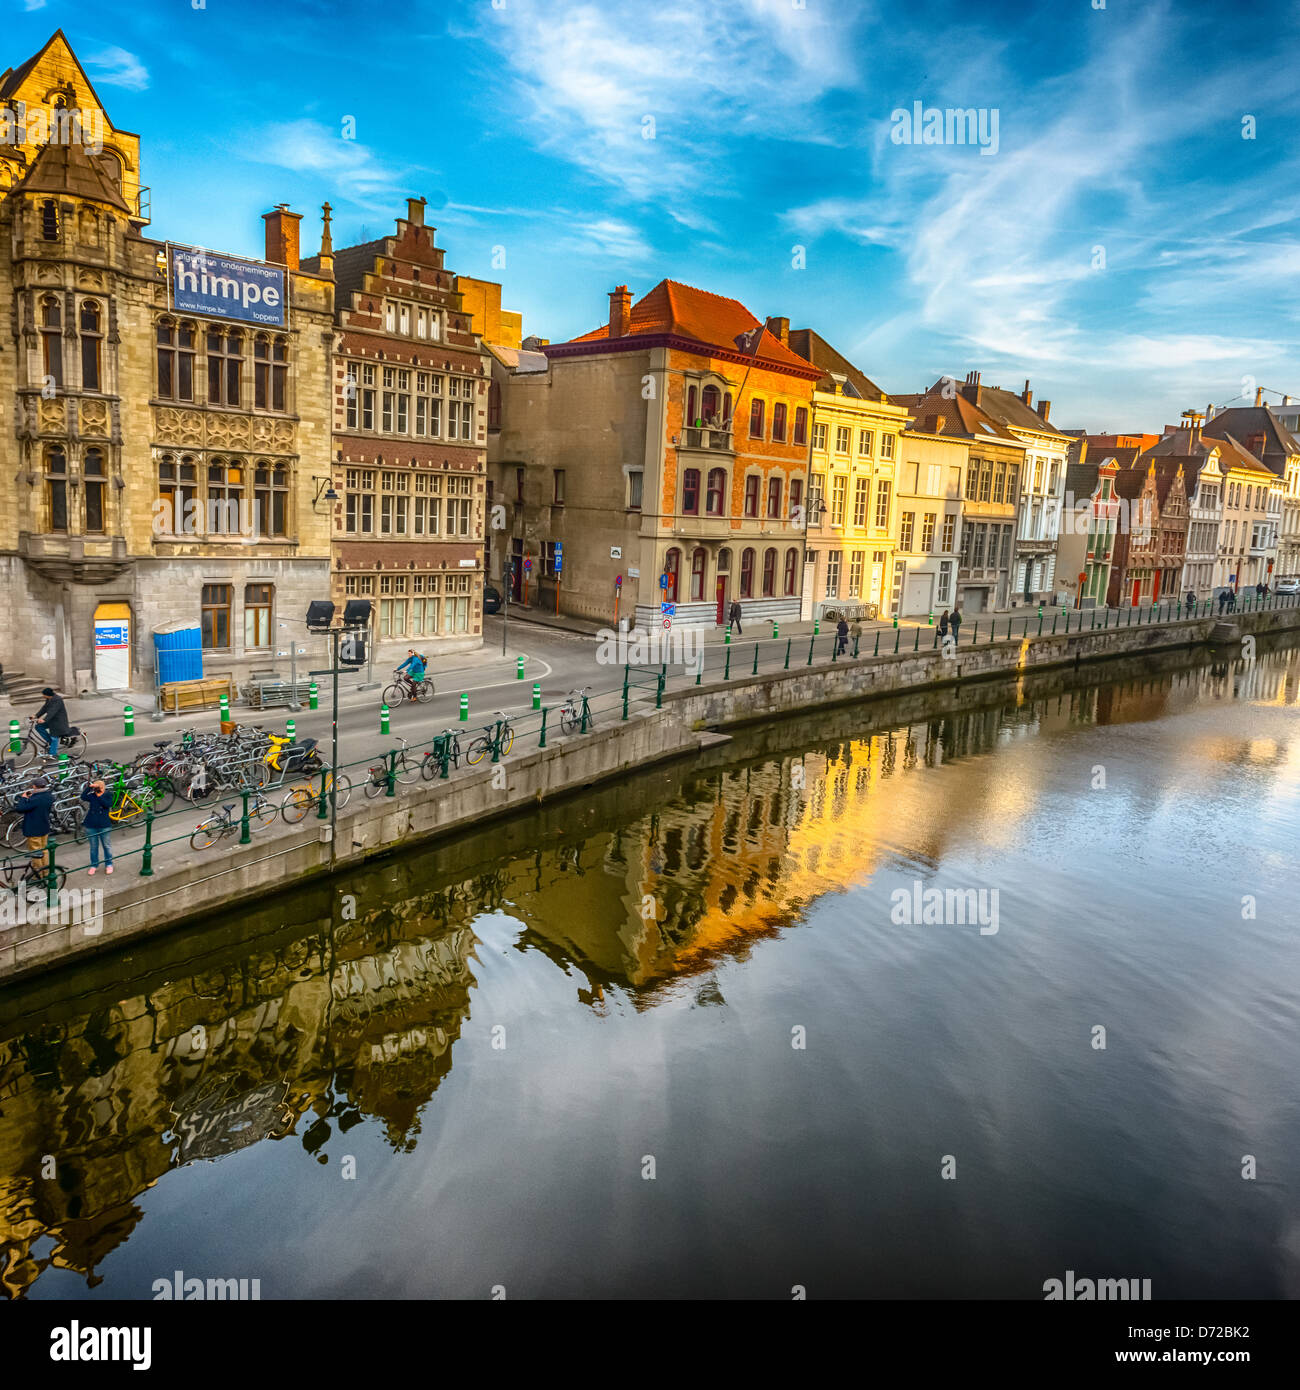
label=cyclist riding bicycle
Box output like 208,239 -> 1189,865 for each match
395,649 -> 427,698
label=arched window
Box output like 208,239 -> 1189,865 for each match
740,547 -> 755,598
254,461 -> 289,537
762,547 -> 778,596
79,300 -> 103,391
663,547 -> 681,601
208,329 -> 242,406
706,468 -> 726,516
686,385 -> 698,427
722,392 -> 733,425
207,459 -> 245,534
717,547 -> 731,573
702,384 -> 721,423
40,295 -> 62,387
254,334 -> 288,410
45,446 -> 68,533
783,547 -> 798,596
83,447 -> 107,534
682,468 -> 700,515
690,547 -> 707,602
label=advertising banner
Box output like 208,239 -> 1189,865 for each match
169,245 -> 287,328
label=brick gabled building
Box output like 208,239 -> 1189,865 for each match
1106,460 -> 1188,607
307,199 -> 491,658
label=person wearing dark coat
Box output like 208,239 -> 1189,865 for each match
938,610 -> 950,638
728,600 -> 743,635
80,779 -> 115,874
14,780 -> 54,871
949,608 -> 963,643
34,687 -> 70,757
836,618 -> 849,654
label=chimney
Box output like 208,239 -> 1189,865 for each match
1036,399 -> 1051,422
262,204 -> 302,270
1021,378 -> 1032,406
608,285 -> 632,338
961,369 -> 981,406
406,196 -> 427,227
766,315 -> 790,345
1255,386 -> 1264,407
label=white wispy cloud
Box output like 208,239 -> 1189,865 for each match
240,118 -> 410,209
24,0 -> 47,12
85,46 -> 149,92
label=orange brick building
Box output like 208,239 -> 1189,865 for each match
487,280 -> 821,627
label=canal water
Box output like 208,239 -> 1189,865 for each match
3,639 -> 1299,1300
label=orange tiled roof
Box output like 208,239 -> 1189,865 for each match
564,279 -> 817,373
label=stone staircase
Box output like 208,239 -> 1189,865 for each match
0,668 -> 47,706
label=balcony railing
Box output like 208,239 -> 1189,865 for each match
681,425 -> 734,451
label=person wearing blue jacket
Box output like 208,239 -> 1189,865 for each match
80,778 -> 114,875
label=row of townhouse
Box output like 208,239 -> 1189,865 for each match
1,31 -> 513,693
1058,403 -> 1295,610
485,279 -> 1084,629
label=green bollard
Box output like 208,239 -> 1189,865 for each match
928,611 -> 934,626
286,717 -> 296,742
379,704 -> 390,736
309,681 -> 319,710
532,682 -> 541,710
517,655 -> 525,680
219,693 -> 230,726
773,621 -> 780,640
725,624 -> 732,645
240,789 -> 252,845
140,808 -> 154,877
459,693 -> 469,722
814,618 -> 820,636
124,705 -> 134,737
892,614 -> 898,629
8,718 -> 19,753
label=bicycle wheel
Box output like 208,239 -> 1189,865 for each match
148,778 -> 177,815
61,732 -> 87,759
14,737 -> 40,769
27,864 -> 67,895
382,683 -> 405,708
416,679 -> 435,703
249,797 -> 278,832
363,768 -> 385,798
281,788 -> 313,824
331,773 -> 352,809
190,818 -> 223,851
500,726 -> 515,755
2,818 -> 25,851
560,710 -> 579,734
421,752 -> 440,781
394,753 -> 420,785
466,736 -> 490,766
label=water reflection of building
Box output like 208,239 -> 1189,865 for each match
0,889 -> 482,1298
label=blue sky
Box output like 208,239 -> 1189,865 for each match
12,0 -> 1300,430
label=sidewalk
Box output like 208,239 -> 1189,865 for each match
0,641 -> 535,729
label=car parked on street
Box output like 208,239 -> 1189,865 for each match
1274,577 -> 1299,596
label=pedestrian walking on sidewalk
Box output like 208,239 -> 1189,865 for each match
728,599 -> 743,635
80,778 -> 114,875
1217,589 -> 1228,614
1185,589 -> 1196,615
950,608 -> 963,644
938,610 -> 950,639
836,618 -> 849,654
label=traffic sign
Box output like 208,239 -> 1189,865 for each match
661,601 -> 676,616
524,557 -> 532,571
615,575 -> 623,587
659,574 -> 669,590
662,618 -> 672,631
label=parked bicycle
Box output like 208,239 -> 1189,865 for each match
559,687 -> 593,735
421,729 -> 463,779
466,713 -> 515,766
0,854 -> 68,896
190,796 -> 278,850
363,738 -> 423,796
281,770 -> 352,824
